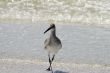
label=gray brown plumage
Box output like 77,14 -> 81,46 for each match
44,24 -> 62,72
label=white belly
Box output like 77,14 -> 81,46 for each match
46,45 -> 62,54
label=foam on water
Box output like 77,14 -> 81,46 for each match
0,0 -> 110,26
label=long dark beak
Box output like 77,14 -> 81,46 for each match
44,26 -> 52,34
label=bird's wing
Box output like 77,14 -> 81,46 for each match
55,37 -> 62,45
44,38 -> 50,49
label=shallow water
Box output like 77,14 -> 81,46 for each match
0,23 -> 110,65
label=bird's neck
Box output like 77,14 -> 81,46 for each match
50,28 -> 56,38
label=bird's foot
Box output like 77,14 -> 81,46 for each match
46,67 -> 51,71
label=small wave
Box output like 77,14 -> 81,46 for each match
0,0 -> 110,27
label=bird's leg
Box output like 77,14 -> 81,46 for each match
47,53 -> 52,71
52,54 -> 55,62
50,55 -> 55,73
47,54 -> 55,72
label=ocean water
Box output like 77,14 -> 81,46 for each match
0,0 -> 110,26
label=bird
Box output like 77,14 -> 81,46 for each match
44,23 -> 62,72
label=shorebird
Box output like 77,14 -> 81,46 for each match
44,23 -> 62,72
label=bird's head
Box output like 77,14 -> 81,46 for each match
44,23 -> 55,34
